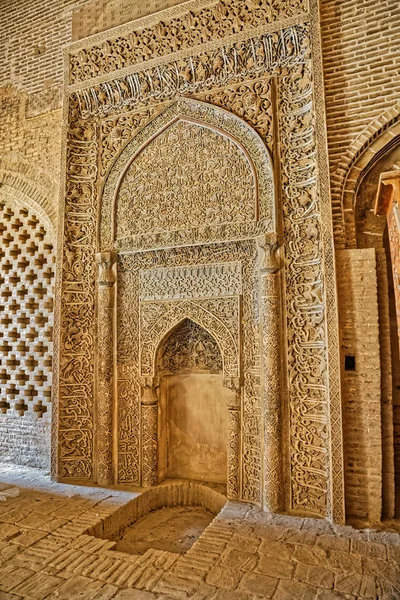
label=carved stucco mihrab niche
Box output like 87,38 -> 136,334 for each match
157,319 -> 223,374
55,0 -> 344,523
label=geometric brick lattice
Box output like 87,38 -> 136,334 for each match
0,198 -> 54,418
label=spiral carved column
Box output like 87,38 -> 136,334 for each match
258,235 -> 283,512
141,376 -> 159,487
96,251 -> 117,486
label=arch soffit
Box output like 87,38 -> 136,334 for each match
100,97 -> 275,251
0,157 -> 57,236
140,302 -> 239,379
0,180 -> 55,238
332,104 -> 400,248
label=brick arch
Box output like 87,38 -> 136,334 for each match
0,159 -> 57,233
331,104 -> 400,248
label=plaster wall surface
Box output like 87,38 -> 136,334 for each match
160,373 -> 229,484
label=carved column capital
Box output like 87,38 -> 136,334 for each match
140,376 -> 159,406
257,235 -> 283,274
96,251 -> 117,285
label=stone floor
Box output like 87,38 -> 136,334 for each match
0,466 -> 399,600
114,506 -> 215,555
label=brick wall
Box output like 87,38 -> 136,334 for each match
336,249 -> 382,523
321,0 -> 400,173
376,248 -> 396,519
72,0 -> 187,40
0,0 -> 87,96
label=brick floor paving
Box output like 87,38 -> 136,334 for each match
0,466 -> 399,599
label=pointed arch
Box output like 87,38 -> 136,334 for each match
99,97 -> 275,251
140,300 -> 239,379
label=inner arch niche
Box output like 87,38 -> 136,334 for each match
156,318 -> 230,484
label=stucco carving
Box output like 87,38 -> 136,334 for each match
157,319 -> 223,374
69,13 -> 309,86
279,58 -> 330,515
96,251 -> 117,485
101,98 -> 274,252
54,0 -> 344,522
116,119 -> 256,240
140,297 -> 239,378
115,239 -> 262,501
139,262 -> 242,301
55,114 -> 98,481
71,24 -> 309,121
197,77 -> 274,150
100,107 -> 163,178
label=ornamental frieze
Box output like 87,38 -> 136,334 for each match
69,0 -> 309,84
71,24 -> 309,118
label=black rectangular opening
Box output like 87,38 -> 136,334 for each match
345,355 -> 356,371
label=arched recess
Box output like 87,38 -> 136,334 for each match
336,128 -> 400,524
140,301 -> 239,380
155,318 -> 228,484
0,158 -> 58,232
332,105 -> 400,249
99,97 -> 275,252
139,305 -> 241,498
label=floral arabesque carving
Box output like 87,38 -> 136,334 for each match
116,119 -> 256,240
100,97 -> 274,252
139,262 -> 242,301
69,2 -> 308,85
157,318 -> 223,374
140,297 -> 240,379
197,77 -> 274,149
100,106 -> 164,178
